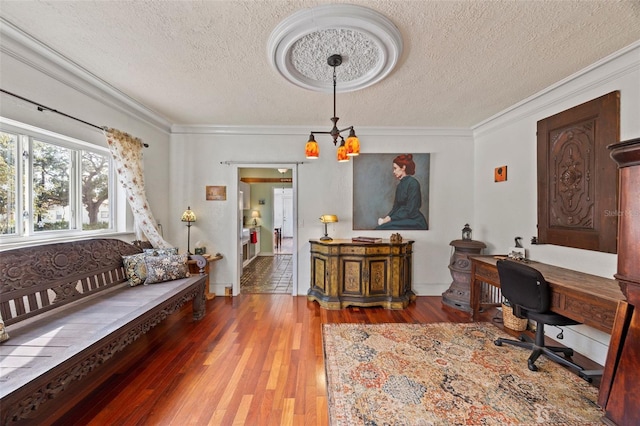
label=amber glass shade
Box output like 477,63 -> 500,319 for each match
305,134 -> 319,159
345,129 -> 360,156
336,141 -> 349,162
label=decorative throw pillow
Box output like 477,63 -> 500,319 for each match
144,254 -> 190,284
122,253 -> 148,286
144,248 -> 178,257
0,312 -> 9,343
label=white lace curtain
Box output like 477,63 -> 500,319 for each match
105,128 -> 171,248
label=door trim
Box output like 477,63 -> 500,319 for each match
233,164 -> 298,296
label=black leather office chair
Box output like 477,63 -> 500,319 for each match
494,259 -> 584,373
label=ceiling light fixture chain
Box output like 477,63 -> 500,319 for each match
305,54 -> 360,162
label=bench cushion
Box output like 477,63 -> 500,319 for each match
0,274 -> 204,401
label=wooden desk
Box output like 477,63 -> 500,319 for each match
469,255 -> 625,334
188,254 -> 223,300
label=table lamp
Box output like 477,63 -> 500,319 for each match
319,214 -> 338,241
251,210 -> 260,226
181,206 -> 196,254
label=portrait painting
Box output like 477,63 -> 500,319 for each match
353,153 -> 430,230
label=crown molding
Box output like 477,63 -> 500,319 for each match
0,18 -> 172,134
171,124 -> 472,138
472,39 -> 640,137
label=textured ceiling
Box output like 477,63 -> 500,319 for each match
1,1 -> 639,128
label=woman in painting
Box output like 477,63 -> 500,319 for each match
376,154 -> 428,230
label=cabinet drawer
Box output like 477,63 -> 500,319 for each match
339,246 -> 366,255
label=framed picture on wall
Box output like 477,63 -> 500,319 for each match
206,185 -> 226,201
353,153 -> 430,230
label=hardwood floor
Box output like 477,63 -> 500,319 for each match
46,295 -> 602,426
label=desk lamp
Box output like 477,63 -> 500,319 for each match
319,215 -> 338,241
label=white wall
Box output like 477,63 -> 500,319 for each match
473,42 -> 640,364
168,128 -> 474,297
0,27 -> 173,240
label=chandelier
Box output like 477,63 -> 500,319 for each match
305,54 -> 360,162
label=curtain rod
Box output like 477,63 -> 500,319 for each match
0,88 -> 149,147
220,161 -> 304,165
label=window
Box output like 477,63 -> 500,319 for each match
0,119 -> 116,242
0,131 -> 18,235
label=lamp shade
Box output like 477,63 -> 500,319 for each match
345,129 -> 360,156
181,207 -> 196,223
320,214 -> 338,223
336,141 -> 349,162
305,134 -> 319,159
251,210 -> 260,219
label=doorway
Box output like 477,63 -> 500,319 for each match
236,165 -> 297,296
273,187 -> 293,254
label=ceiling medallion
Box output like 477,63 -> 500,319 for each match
267,4 -> 403,93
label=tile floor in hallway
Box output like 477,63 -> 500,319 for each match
241,238 -> 294,294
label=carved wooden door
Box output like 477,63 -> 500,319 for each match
536,91 -> 619,253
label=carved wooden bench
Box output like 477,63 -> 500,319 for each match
0,239 -> 207,425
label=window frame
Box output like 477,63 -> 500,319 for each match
0,117 -> 120,246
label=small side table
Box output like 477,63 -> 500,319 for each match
188,254 -> 223,300
442,239 -> 486,312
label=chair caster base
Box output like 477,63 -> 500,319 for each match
528,362 -> 538,372
579,369 -> 602,383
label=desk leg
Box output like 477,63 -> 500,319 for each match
470,264 -> 480,322
470,278 -> 480,321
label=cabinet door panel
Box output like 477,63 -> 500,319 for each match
312,257 -> 327,292
342,259 -> 363,295
369,259 -> 388,295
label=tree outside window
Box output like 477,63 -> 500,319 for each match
82,150 -> 110,230
0,122 -> 114,240
32,140 -> 71,232
0,132 -> 17,235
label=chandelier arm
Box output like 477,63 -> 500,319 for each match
310,127 -> 353,136
305,54 -> 359,160
333,66 -> 337,119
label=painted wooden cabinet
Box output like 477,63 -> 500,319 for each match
307,239 -> 415,310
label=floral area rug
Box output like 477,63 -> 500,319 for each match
323,322 -> 603,425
